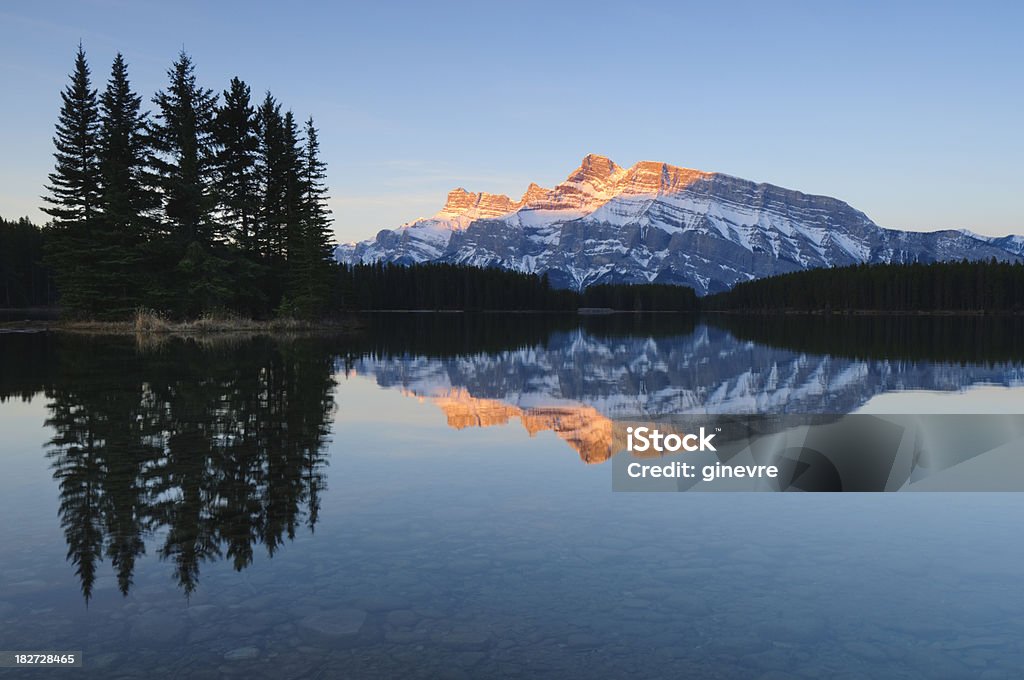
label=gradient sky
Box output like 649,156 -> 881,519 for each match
1,0 -> 1022,243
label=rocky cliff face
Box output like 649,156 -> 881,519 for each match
338,154 -> 1022,294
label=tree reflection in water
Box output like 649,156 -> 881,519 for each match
41,335 -> 335,601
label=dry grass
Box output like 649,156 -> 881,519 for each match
52,308 -> 362,337
134,309 -> 172,333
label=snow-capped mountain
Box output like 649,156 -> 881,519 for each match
337,154 -> 1023,294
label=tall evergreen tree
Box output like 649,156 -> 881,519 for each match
93,53 -> 156,315
255,93 -> 286,262
281,110 -> 304,261
99,53 -> 154,239
214,77 -> 259,252
301,118 -> 333,263
149,51 -> 220,247
287,117 -> 335,317
43,45 -> 101,230
42,45 -> 105,317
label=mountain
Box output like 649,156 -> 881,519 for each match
337,154 -> 1023,294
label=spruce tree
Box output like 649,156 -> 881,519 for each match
301,118 -> 333,264
43,45 -> 101,230
281,110 -> 304,262
287,117 -> 335,317
95,53 -> 155,315
214,77 -> 259,252
147,52 -> 227,316
99,53 -> 154,239
275,110 -> 309,316
255,93 -> 286,262
42,45 -> 103,317
149,51 -> 220,248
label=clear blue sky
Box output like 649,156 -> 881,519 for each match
1,0 -> 1022,242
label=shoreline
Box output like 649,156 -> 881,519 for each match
1,307 -> 1021,336
0,316 -> 363,336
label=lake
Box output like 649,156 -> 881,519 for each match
1,314 -> 1023,678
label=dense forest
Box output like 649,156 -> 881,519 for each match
336,262 -> 698,312
704,260 -> 1024,313
38,46 -> 335,319
0,216 -> 54,307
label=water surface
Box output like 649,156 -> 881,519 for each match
1,314 -> 1023,678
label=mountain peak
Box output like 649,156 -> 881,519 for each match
519,182 -> 550,207
438,187 -> 517,219
567,153 -> 621,185
581,152 -> 613,164
619,160 -> 711,195
435,156 -> 712,220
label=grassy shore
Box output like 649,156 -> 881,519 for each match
0,310 -> 362,335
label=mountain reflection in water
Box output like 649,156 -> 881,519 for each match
0,313 -> 1022,599
353,314 -> 1024,463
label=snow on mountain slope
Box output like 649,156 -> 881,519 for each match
338,154 -> 1023,294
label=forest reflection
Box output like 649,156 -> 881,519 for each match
34,335 -> 336,601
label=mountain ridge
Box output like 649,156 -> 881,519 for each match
337,154 -> 1022,294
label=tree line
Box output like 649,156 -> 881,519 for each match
41,46 -> 335,319
703,260 -> 1024,313
0,216 -> 54,308
335,262 -> 699,311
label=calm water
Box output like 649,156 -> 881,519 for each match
1,314 -> 1023,679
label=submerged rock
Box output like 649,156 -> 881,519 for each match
298,608 -> 367,637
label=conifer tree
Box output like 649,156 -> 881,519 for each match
287,117 -> 335,317
274,110 -> 312,316
214,77 -> 259,252
149,51 -> 220,247
281,110 -> 304,262
94,53 -> 155,315
99,53 -> 154,239
42,45 -> 104,316
255,93 -> 286,262
301,118 -> 333,263
43,45 -> 101,230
